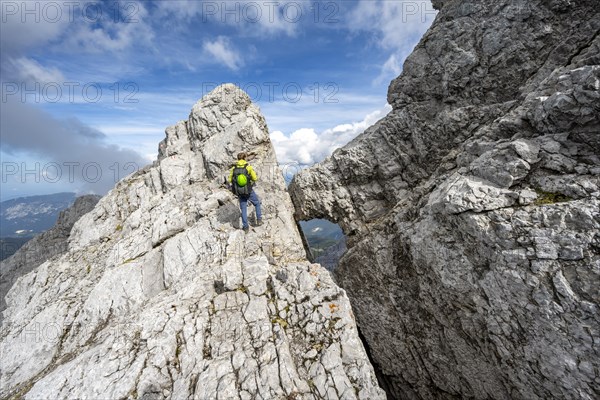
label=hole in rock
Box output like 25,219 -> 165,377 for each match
298,219 -> 346,271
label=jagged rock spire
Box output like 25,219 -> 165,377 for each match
0,85 -> 385,399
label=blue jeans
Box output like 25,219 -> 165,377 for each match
239,190 -> 262,229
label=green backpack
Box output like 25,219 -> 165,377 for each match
232,165 -> 253,196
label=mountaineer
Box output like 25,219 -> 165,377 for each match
229,152 -> 263,233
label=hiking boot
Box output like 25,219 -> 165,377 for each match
256,218 -> 263,226
243,226 -> 249,233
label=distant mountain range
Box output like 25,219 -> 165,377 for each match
0,192 -> 77,260
299,219 -> 345,269
0,192 -> 76,237
314,236 -> 347,272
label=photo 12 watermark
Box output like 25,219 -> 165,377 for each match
0,1 -> 340,25
198,1 -> 340,24
1,1 -> 140,24
1,1 -> 440,32
1,81 -> 139,104
1,161 -> 140,185
201,82 -> 339,104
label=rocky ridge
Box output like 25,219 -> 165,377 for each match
290,1 -> 599,399
0,85 -> 384,399
0,194 -> 100,321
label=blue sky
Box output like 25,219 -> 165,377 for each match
0,0 -> 436,201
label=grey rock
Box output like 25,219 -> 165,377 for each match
0,85 -> 384,400
0,194 -> 100,321
290,1 -> 600,399
518,189 -> 538,205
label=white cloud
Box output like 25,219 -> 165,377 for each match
348,1 -> 437,85
0,98 -> 148,195
374,54 -> 403,85
349,1 -> 436,51
154,0 -> 205,21
259,85 -> 387,137
6,57 -> 65,84
0,1 -> 154,56
0,1 -> 70,85
203,36 -> 244,71
60,2 -> 154,54
0,5 -> 69,55
64,25 -> 134,53
271,104 -> 392,165
155,0 -> 300,37
248,0 -> 301,36
0,0 -> 155,89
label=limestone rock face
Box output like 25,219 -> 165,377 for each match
289,1 -> 599,399
0,195 -> 100,321
0,85 -> 384,399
